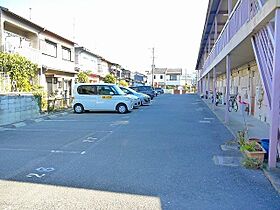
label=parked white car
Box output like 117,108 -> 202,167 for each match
126,94 -> 141,108
73,83 -> 134,114
120,86 -> 151,105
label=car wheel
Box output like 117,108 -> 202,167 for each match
116,103 -> 128,114
74,103 -> 84,114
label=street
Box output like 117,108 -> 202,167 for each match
0,94 -> 279,210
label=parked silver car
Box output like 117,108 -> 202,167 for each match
120,86 -> 151,105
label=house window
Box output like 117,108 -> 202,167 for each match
43,40 -> 57,57
170,75 -> 177,81
62,47 -> 71,61
160,75 -> 163,79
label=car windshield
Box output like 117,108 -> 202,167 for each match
112,85 -> 126,95
124,87 -> 138,94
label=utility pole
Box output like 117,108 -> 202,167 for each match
151,47 -> 155,87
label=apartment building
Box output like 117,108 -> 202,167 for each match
196,0 -> 279,168
0,6 -> 76,98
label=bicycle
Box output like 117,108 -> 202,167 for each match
215,92 -> 223,106
228,94 -> 238,112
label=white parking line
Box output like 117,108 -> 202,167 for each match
199,120 -> 211,124
0,148 -> 82,154
204,117 -> 215,120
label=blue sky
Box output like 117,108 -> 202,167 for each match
1,0 -> 208,73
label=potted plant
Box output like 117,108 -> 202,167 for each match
236,129 -> 266,169
240,141 -> 266,163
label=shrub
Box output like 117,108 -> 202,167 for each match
0,52 -> 38,92
103,74 -> 116,84
242,157 -> 262,169
77,71 -> 89,83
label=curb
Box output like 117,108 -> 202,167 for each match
263,168 -> 280,194
0,109 -> 72,129
199,97 -> 280,194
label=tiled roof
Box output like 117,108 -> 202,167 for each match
154,68 -> 167,74
166,68 -> 182,75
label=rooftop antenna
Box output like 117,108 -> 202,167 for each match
72,17 -> 76,41
29,8 -> 32,20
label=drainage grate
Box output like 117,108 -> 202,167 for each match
213,155 -> 242,167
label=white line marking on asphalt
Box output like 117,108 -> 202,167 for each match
110,121 -> 129,126
36,167 -> 55,173
13,122 -> 26,127
34,118 -> 44,122
82,140 -> 94,143
0,128 -> 16,131
81,151 -> 86,155
87,137 -> 97,140
0,148 -> 83,155
204,117 -> 215,120
50,150 -> 80,154
26,173 -> 45,178
45,120 -> 78,122
199,120 -> 211,123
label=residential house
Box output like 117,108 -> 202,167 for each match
40,30 -> 75,98
133,72 -> 147,86
147,68 -> 184,88
195,0 -> 279,168
75,46 -> 101,83
98,57 -> 110,80
0,6 -> 76,98
0,6 -> 41,70
109,63 -> 122,82
121,69 -> 133,85
148,68 -> 166,87
165,68 -> 184,87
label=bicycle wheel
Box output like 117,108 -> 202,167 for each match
228,100 -> 232,112
233,101 -> 238,112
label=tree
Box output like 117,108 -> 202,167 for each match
119,80 -> 128,87
103,74 -> 116,84
0,52 -> 38,92
77,71 -> 89,83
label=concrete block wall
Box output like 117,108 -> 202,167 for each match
0,93 -> 40,126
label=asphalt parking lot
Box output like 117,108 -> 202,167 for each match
0,94 -> 279,210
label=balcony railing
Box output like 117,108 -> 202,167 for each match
202,0 -> 264,75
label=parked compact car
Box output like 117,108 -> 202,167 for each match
124,92 -> 141,108
155,87 -> 164,95
130,85 -> 156,100
120,86 -> 151,105
73,83 -> 134,114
